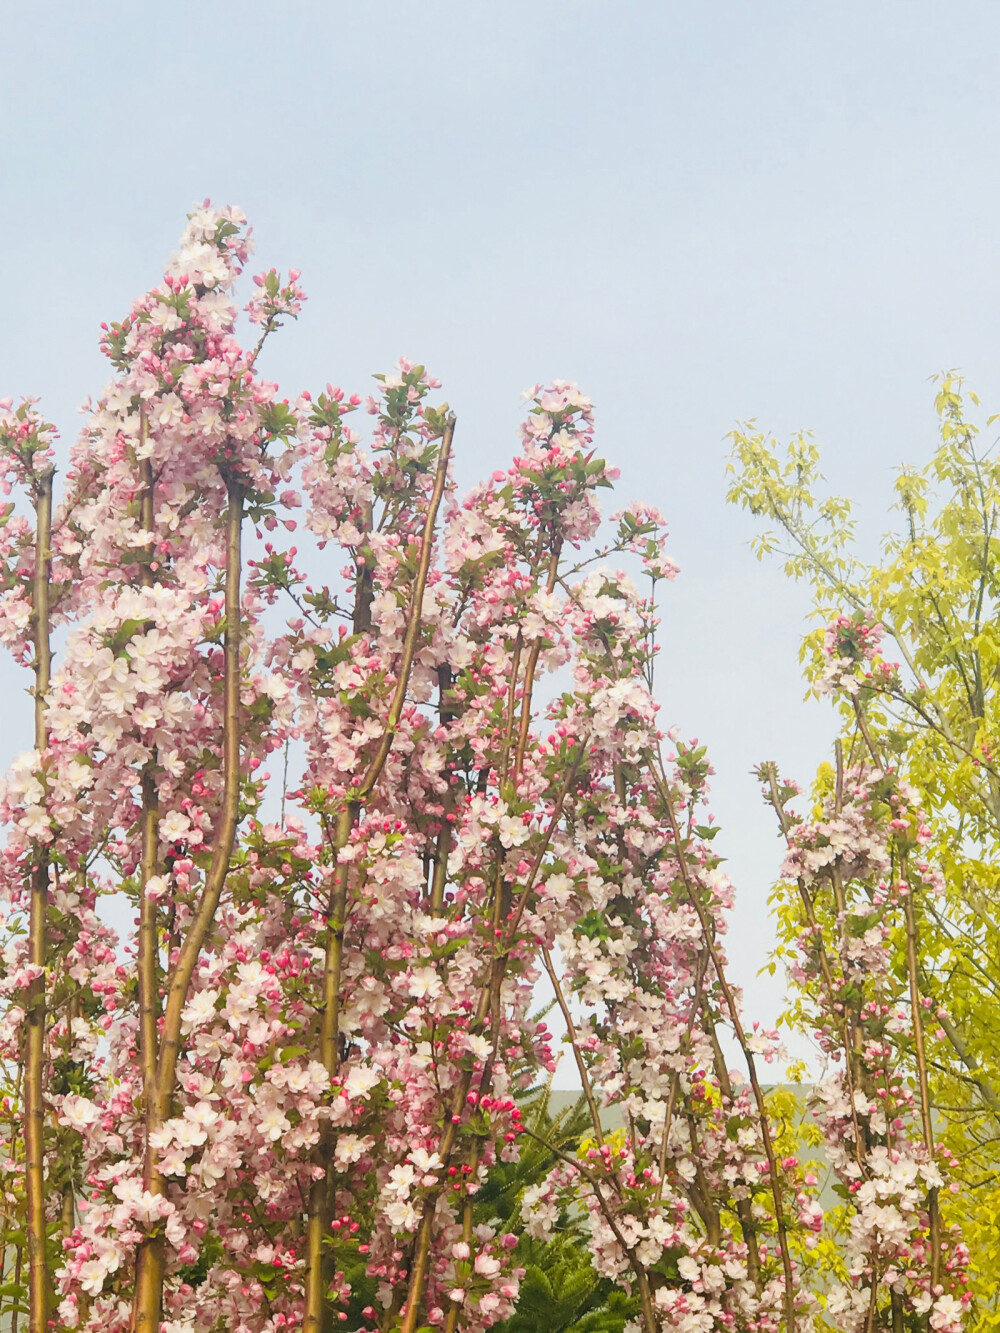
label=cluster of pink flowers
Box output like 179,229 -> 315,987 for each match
246,267 -> 306,330
817,611 -> 901,698
0,398 -> 57,658
0,205 -> 968,1333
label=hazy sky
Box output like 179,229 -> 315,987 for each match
4,2 -> 1000,1070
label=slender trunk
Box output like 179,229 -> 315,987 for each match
397,761 -> 579,1333
11,1242 -> 23,1333
890,1288 -> 904,1333
541,948 -> 605,1149
408,544 -> 562,1329
830,862 -> 867,1139
303,578 -> 369,1333
132,769 -> 163,1333
137,771 -> 159,1142
684,1115 -> 722,1246
511,544 -> 560,784
59,987 -> 81,1241
936,1005 -> 1000,1113
653,759 -> 796,1332
429,666 -> 455,915
303,423 -> 453,1333
303,806 -> 353,1331
708,1029 -> 761,1290
156,480 -> 245,1093
25,465 -> 53,1333
904,885 -> 940,1285
429,821 -> 451,914
851,708 -> 942,1287
442,1140 -> 480,1333
137,455 -> 161,1193
133,447 -> 165,1333
764,763 -> 870,1169
132,479 -> 245,1333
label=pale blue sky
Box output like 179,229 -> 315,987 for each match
4,2 -> 1000,1062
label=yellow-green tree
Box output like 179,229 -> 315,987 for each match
728,375 -> 1000,1327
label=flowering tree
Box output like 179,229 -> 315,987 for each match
761,741 -> 970,1330
728,391 -> 1000,1326
0,206 -> 967,1333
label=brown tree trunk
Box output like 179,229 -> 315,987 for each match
133,480 -> 245,1332
25,464 -> 53,1333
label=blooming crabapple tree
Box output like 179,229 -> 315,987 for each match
727,391 -> 1000,1327
750,619 -> 976,1331
761,738 -> 970,1330
0,205 -> 968,1333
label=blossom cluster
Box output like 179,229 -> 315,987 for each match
816,611 -> 901,698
